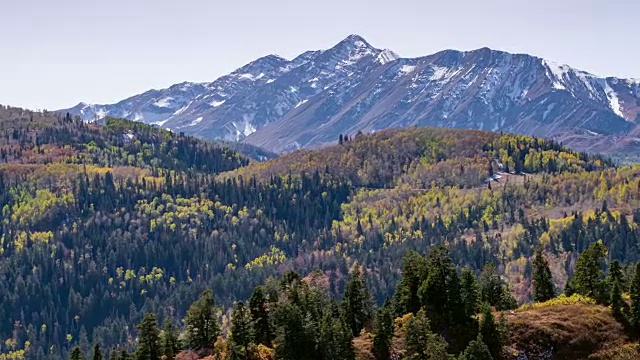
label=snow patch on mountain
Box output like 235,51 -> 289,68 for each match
543,60 -> 570,90
603,81 -> 625,118
190,117 -> 204,126
154,97 -> 173,108
295,99 -> 308,108
399,65 -> 416,75
377,49 -> 399,64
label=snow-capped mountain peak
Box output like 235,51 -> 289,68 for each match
62,35 -> 640,156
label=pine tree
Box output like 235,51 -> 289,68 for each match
249,286 -> 273,347
70,347 -> 83,360
333,318 -> 356,360
480,263 -> 503,307
460,268 -> 481,318
91,344 -> 102,360
160,319 -> 179,360
573,241 -> 607,303
479,306 -> 501,360
419,246 -> 467,331
629,263 -> 640,329
274,304 -> 308,360
184,290 -> 220,350
135,313 -> 160,360
404,310 -> 448,360
458,334 -> 493,360
342,263 -> 372,336
372,302 -> 394,360
318,315 -> 355,360
394,251 -> 427,315
532,248 -> 555,302
117,349 -> 130,360
610,279 -> 624,316
228,301 -> 255,360
607,260 -> 624,301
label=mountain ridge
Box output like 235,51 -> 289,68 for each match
62,35 -> 640,155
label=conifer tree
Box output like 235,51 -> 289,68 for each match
573,241 -> 607,303
419,246 -> 467,331
184,290 -> 220,350
91,344 -> 102,360
342,263 -> 373,336
274,304 -> 308,360
479,306 -> 501,360
610,279 -> 624,316
459,334 -> 493,360
404,310 -> 448,360
372,302 -> 394,360
480,264 -> 503,307
629,263 -> 640,329
249,286 -> 272,347
228,301 -> 255,360
117,349 -> 130,360
532,248 -> 555,302
461,268 -> 481,318
394,251 -> 427,315
70,347 -> 83,360
136,313 -> 160,360
160,319 -> 179,360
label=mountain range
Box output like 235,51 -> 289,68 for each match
63,35 -> 640,155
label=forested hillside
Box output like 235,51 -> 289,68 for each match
2,106 -> 640,360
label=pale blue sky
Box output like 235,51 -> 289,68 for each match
1,0 -> 638,110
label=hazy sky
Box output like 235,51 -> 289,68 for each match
1,0 -> 638,110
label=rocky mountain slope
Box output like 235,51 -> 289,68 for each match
63,35 -> 640,155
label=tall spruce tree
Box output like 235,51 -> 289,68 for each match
573,241 -> 607,303
184,290 -> 220,350
629,263 -> 640,329
135,313 -> 160,360
479,306 -> 502,360
403,310 -> 448,360
461,268 -> 481,318
249,286 -> 272,347
394,251 -> 427,315
480,263 -> 504,307
372,302 -> 394,360
532,248 -> 555,302
228,301 -> 255,360
610,280 -> 624,316
160,319 -> 179,360
419,246 -> 467,330
342,263 -> 373,336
